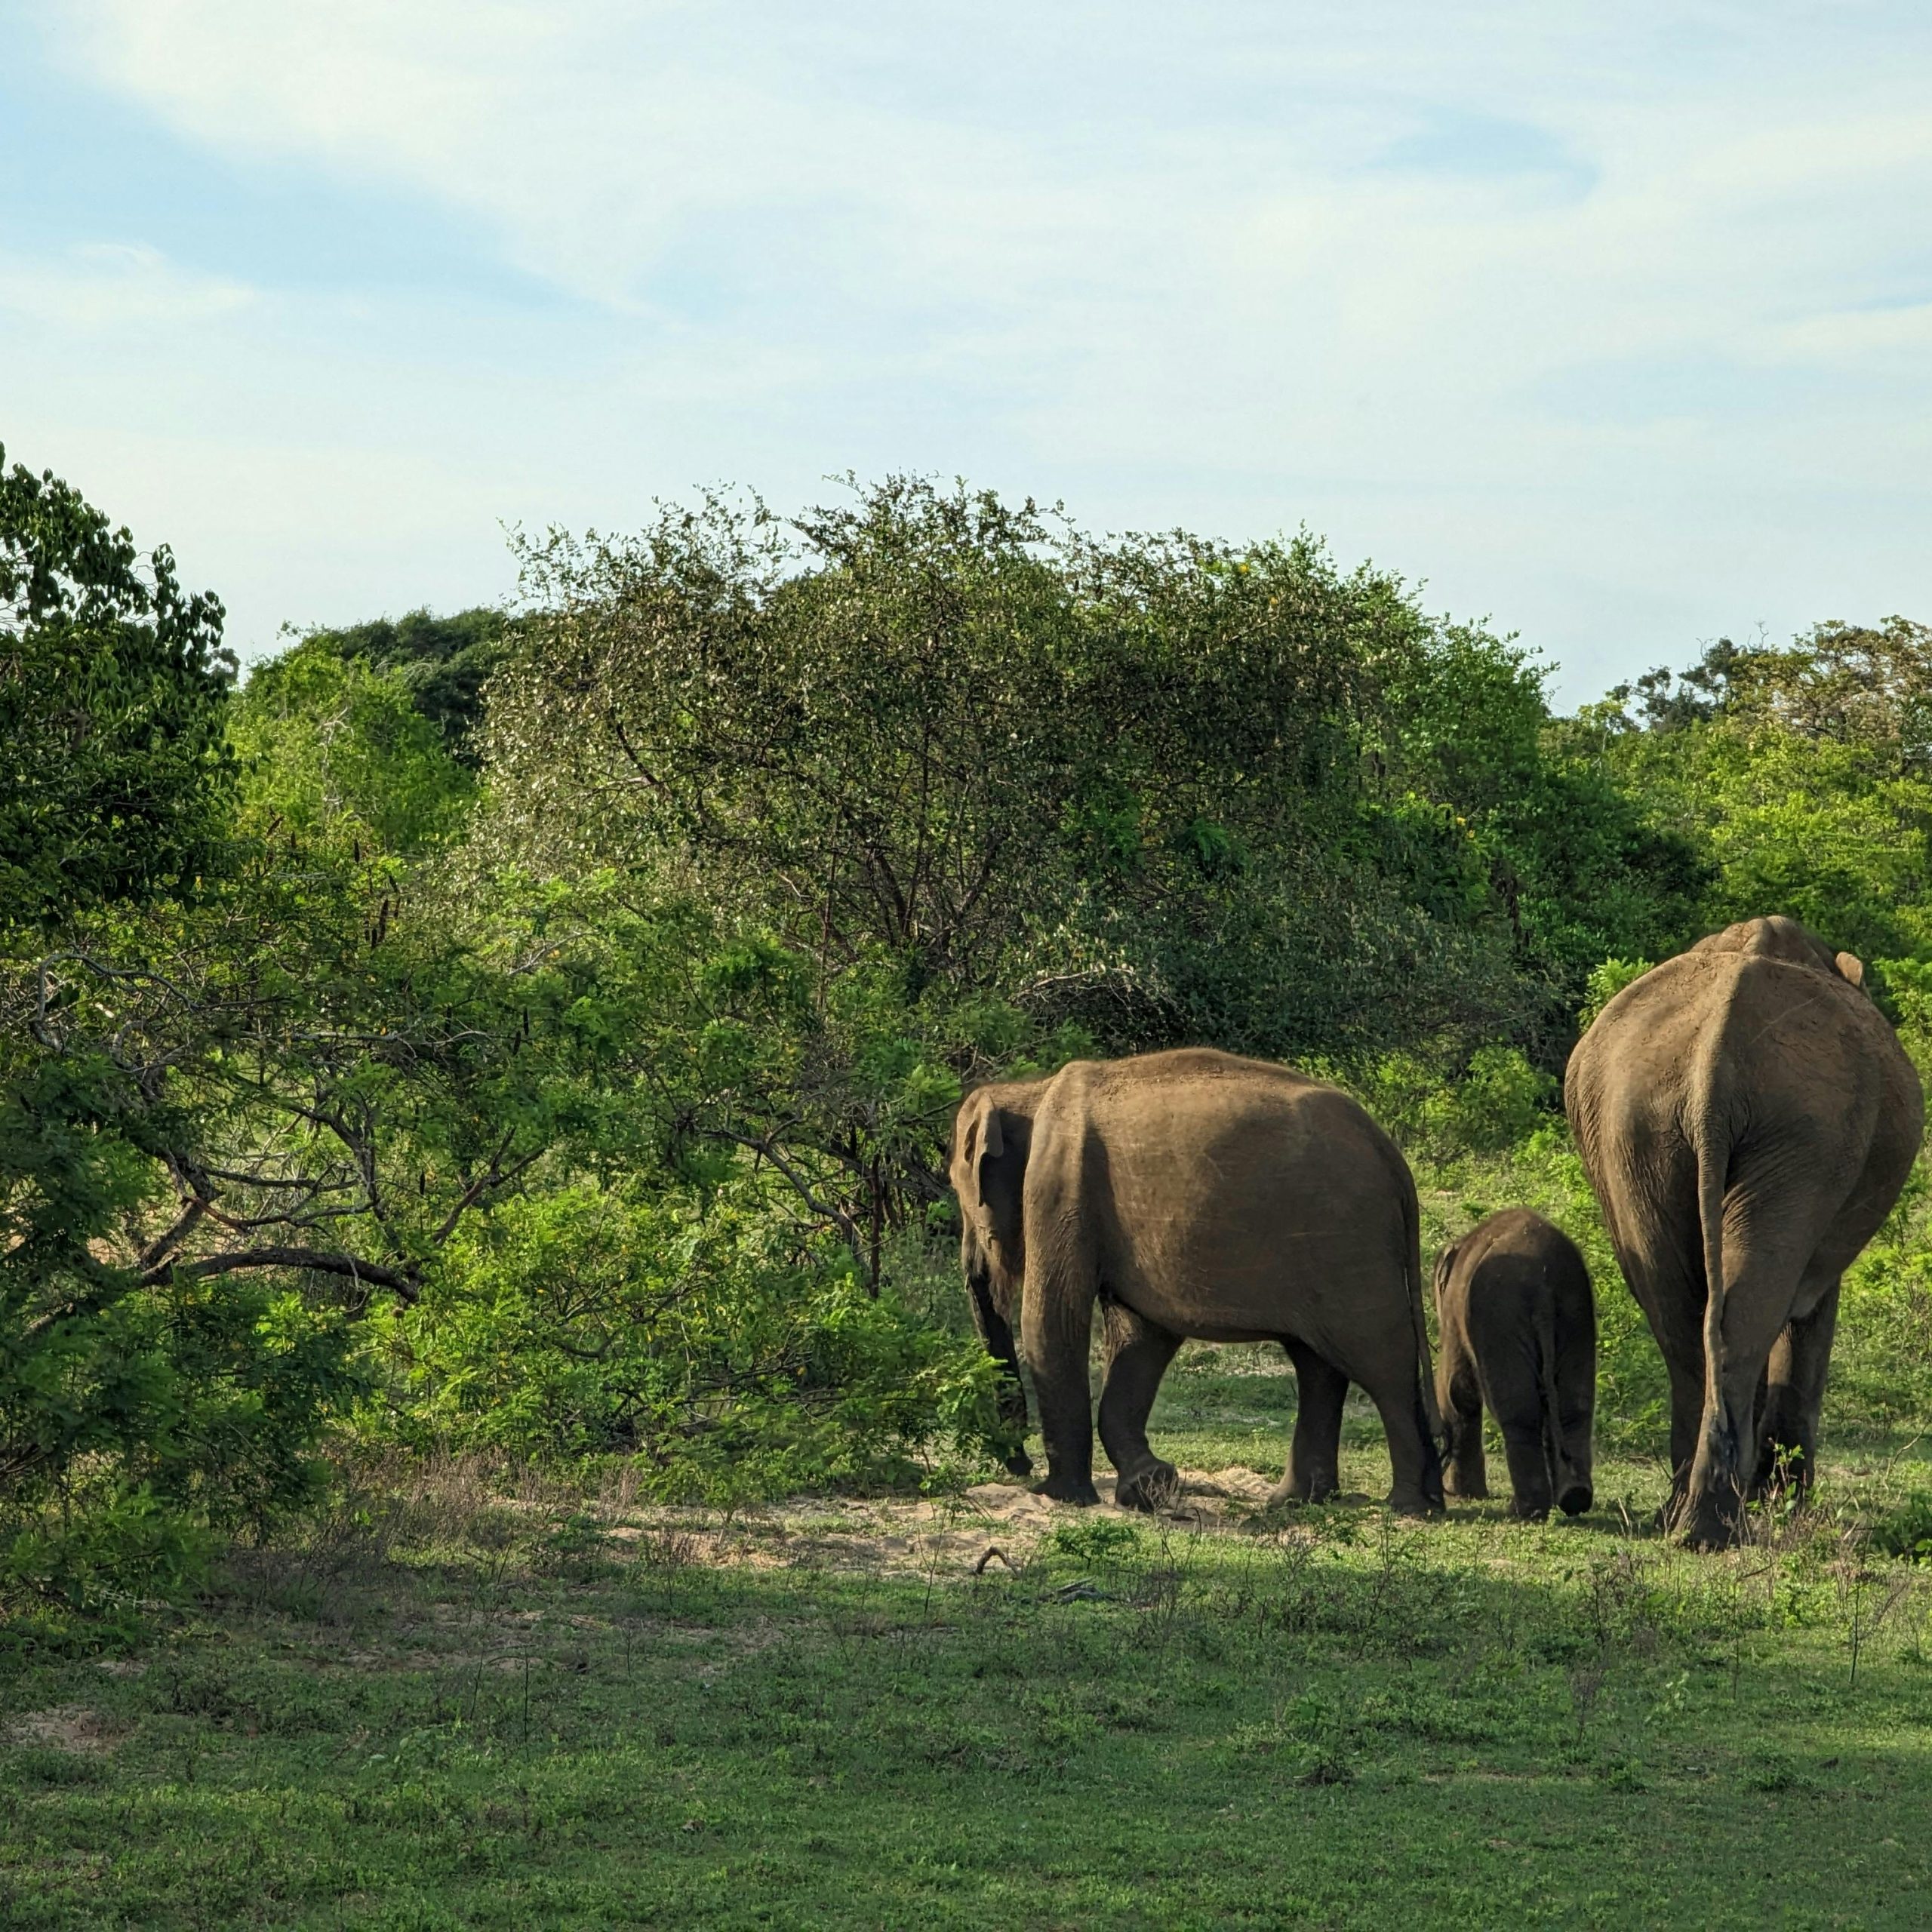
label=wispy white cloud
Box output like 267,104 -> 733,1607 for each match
16,2 -> 1932,689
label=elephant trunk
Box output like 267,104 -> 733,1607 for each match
964,1239 -> 1032,1477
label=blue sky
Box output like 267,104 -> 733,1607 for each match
5,2 -> 1932,702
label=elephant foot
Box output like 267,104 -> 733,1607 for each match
1114,1460 -> 1182,1513
1032,1472 -> 1101,1507
1001,1448 -> 1035,1479
1444,1475 -> 1489,1501
1557,1481 -> 1593,1518
1267,1469 -> 1339,1509
1266,1484 -> 1331,1510
1510,1500 -> 1552,1522
1386,1489 -> 1445,1518
1675,1495 -> 1742,1552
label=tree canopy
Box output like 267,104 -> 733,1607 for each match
0,443 -> 234,931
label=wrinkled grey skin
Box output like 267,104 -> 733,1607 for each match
1567,916 -> 1923,1549
1434,1210 -> 1596,1521
950,1048 -> 1446,1515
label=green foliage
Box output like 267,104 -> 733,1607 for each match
1578,955 -> 1654,1030
0,441 -> 234,931
486,475 -> 1706,1281
365,1183 -> 1003,1497
1869,1490 -> 1932,1561
289,605 -> 509,763
0,1041 -> 360,1604
1581,621 -> 1932,962
229,637 -> 475,852
1377,623 -> 1707,1052
0,454 -> 374,1602
1344,1044 -> 1557,1158
18,448 -> 1932,1607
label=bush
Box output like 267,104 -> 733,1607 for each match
362,1181 -> 1006,1500
1869,1491 -> 1932,1562
1577,957 -> 1654,1032
0,1051 -> 361,1607
1832,1191 -> 1932,1438
1346,1044 -> 1557,1158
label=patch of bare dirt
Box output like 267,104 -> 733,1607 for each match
599,1466 -> 1305,1577
7,1706 -> 121,1753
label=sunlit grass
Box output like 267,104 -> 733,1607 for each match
7,1358 -> 1932,1929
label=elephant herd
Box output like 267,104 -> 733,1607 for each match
949,917 -> 1925,1551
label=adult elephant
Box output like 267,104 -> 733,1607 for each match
1566,916 -> 1923,1549
949,1048 -> 1445,1515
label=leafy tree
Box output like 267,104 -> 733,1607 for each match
1366,614 -> 1706,1058
229,637 -> 476,854
289,606 -> 509,764
0,453 -> 354,1596
0,442 -> 234,931
488,478 -> 1718,1267
1583,622 -> 1932,965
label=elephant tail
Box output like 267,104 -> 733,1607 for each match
1695,1112 -> 1732,1463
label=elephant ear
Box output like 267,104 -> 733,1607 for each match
974,1105 -> 1029,1263
953,1090 -> 996,1179
1835,951 -> 1866,988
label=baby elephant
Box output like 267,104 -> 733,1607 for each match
1434,1210 -> 1596,1519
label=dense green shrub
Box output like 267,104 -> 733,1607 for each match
0,958 -> 363,1602
362,1182 -> 1004,1499
1344,1044 -> 1557,1158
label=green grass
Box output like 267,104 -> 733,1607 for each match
8,1360 -> 1932,1929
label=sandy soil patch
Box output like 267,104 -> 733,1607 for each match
7,1706 -> 121,1753
601,1466 -> 1318,1577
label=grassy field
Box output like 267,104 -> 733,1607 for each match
7,1347 -> 1932,1930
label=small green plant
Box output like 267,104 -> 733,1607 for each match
1869,1491 -> 1932,1562
1579,956 -> 1655,1030
1047,1518 -> 1143,1565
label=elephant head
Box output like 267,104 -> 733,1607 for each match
950,1084 -> 1035,1315
949,1079 -> 1048,1476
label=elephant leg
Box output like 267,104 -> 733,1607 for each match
1495,1411 -> 1555,1520
1755,1280 -> 1840,1499
1680,1216 -> 1807,1551
1437,1335 -> 1487,1502
1607,1228 -> 1703,1524
1357,1361 -> 1446,1518
1272,1340 -> 1348,1505
1554,1355 -> 1595,1518
1098,1300 -> 1183,1511
1019,1240 -> 1101,1506
1663,1353 -> 1706,1521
